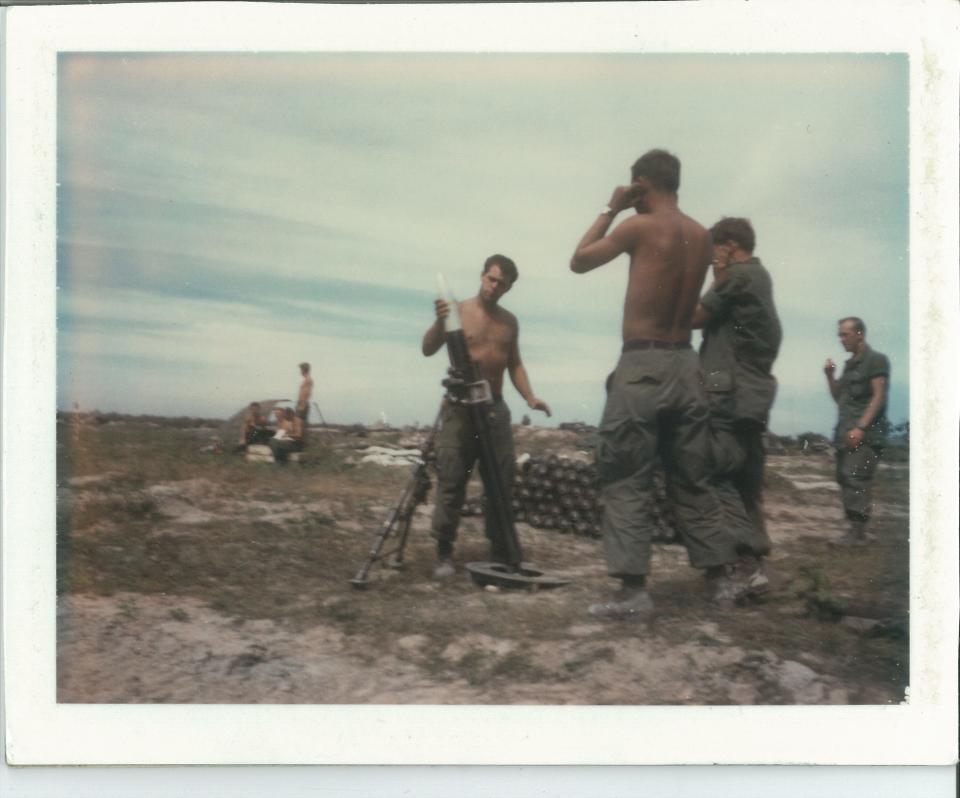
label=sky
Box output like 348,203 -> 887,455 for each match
56,53 -> 909,434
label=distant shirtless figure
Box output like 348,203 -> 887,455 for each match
296,362 -> 313,421
422,254 -> 551,579
570,149 -> 740,618
270,407 -> 304,465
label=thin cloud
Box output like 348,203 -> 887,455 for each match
57,53 -> 910,432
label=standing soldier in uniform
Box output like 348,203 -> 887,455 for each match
570,149 -> 743,618
296,362 -> 313,422
422,255 -> 552,579
823,317 -> 890,546
692,217 -> 782,595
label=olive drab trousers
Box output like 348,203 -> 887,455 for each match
430,398 -> 516,559
595,348 -> 737,577
710,421 -> 772,557
836,442 -> 883,522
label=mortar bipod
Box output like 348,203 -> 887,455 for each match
349,405 -> 442,589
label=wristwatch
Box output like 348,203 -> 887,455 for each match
600,206 -> 615,217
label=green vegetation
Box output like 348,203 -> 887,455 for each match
56,419 -> 910,704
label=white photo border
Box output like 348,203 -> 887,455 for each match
3,0 -> 958,766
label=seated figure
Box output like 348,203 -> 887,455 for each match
238,402 -> 271,450
269,407 -> 305,464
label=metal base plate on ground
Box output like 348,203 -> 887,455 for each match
465,561 -> 570,591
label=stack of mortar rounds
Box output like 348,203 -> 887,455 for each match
459,454 -> 680,544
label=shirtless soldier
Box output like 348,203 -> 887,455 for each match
422,255 -> 552,579
570,149 -> 741,618
296,362 -> 313,421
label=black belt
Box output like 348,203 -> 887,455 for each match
447,394 -> 503,404
622,338 -> 692,352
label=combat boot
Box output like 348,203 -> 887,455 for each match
588,587 -> 655,621
830,518 -> 876,548
432,557 -> 455,580
737,554 -> 771,598
705,564 -> 748,607
433,542 -> 456,580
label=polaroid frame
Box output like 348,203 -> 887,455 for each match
2,1 -> 958,767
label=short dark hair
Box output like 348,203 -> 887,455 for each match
483,254 -> 519,286
631,149 -> 681,193
299,362 -> 310,373
838,317 -> 866,335
710,217 -> 756,254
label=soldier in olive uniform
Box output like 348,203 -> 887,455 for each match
692,217 -> 782,594
823,317 -> 890,546
422,255 -> 552,579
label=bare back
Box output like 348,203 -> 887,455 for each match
457,296 -> 517,396
621,210 -> 712,342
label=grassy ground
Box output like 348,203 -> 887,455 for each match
55,418 -> 909,705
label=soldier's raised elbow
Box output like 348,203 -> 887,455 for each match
422,336 -> 443,357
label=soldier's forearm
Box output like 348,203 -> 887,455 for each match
570,212 -> 615,273
421,322 -> 446,357
576,212 -> 614,249
856,377 -> 888,427
857,396 -> 883,428
509,364 -> 535,403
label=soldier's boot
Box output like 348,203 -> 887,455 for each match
433,542 -> 456,580
705,564 -> 749,608
830,518 -> 876,548
588,577 -> 655,621
736,553 -> 771,598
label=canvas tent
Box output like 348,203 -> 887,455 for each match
221,397 -> 329,445
220,398 -> 293,445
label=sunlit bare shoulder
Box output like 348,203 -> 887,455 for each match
497,305 -> 518,328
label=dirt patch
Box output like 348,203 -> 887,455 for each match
56,422 -> 909,705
